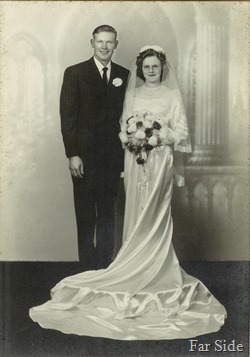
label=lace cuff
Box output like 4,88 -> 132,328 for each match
167,128 -> 181,149
167,128 -> 191,153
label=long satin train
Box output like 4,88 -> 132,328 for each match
30,147 -> 226,340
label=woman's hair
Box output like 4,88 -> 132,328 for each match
136,48 -> 170,81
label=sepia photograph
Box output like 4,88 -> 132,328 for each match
0,1 -> 249,356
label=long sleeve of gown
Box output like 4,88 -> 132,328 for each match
167,90 -> 191,153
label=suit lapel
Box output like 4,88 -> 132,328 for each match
108,62 -> 115,88
84,57 -> 104,92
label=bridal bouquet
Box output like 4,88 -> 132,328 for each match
119,111 -> 171,165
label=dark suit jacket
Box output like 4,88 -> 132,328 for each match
60,57 -> 129,171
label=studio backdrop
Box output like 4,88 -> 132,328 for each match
0,2 -> 249,261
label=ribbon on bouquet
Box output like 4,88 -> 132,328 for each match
137,150 -> 149,214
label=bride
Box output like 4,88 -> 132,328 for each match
29,46 -> 226,340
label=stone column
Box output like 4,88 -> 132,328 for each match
190,4 -> 229,165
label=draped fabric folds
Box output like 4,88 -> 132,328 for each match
29,86 -> 226,340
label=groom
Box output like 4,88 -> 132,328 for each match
60,25 -> 129,270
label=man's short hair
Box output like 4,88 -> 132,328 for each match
92,25 -> 117,39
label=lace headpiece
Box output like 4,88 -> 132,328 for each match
139,45 -> 165,54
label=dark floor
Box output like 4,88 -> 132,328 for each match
0,261 -> 249,357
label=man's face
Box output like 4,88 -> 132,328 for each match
91,32 -> 118,65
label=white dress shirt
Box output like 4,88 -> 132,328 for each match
94,56 -> 111,82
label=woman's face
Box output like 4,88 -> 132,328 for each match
142,56 -> 162,85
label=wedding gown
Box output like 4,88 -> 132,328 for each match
29,85 -> 226,340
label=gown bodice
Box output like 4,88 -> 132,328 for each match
132,84 -> 175,116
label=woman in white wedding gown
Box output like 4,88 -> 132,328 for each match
29,46 -> 226,340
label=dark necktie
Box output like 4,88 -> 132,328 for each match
102,67 -> 108,87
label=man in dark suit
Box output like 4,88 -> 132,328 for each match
60,25 -> 129,270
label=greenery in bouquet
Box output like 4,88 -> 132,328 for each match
119,111 -> 171,165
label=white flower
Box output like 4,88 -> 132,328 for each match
127,124 -> 137,133
135,130 -> 146,140
144,120 -> 152,128
148,136 -> 158,146
144,114 -> 155,122
159,128 -> 168,139
112,77 -> 123,87
128,117 -> 136,125
153,129 -> 160,136
120,133 -> 129,144
135,113 -> 144,121
131,136 -> 139,145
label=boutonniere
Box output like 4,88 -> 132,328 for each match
112,77 -> 123,87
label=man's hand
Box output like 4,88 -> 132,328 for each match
69,156 -> 84,178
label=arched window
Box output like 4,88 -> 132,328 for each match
3,33 -> 47,178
